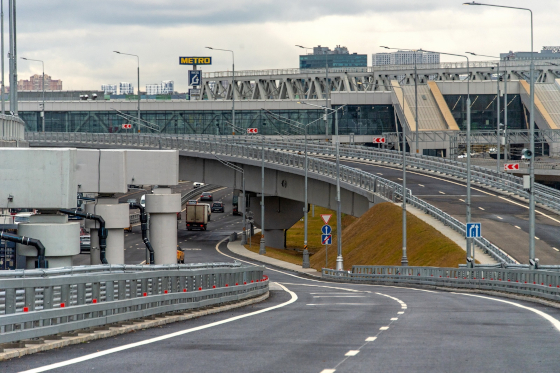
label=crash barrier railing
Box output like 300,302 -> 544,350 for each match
25,132 -> 516,264
323,265 -> 560,303
0,263 -> 267,345
0,114 -> 25,141
181,184 -> 218,206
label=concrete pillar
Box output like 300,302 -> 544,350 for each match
17,213 -> 80,269
146,188 -> 181,264
249,196 -> 304,250
85,198 -> 129,264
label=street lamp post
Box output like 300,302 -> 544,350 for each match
421,49 -> 472,266
464,1 -> 536,267
260,131 -> 266,255
1,0 -> 4,115
206,47 -> 235,134
466,52 -> 503,171
381,46 -> 420,155
297,45 -> 329,137
114,51 -> 140,132
20,57 -> 44,132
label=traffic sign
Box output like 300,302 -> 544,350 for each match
372,137 -> 386,144
504,163 -> 519,171
321,225 -> 332,235
188,70 -> 202,86
122,123 -> 132,129
321,234 -> 332,245
320,214 -> 332,225
188,88 -> 201,96
247,128 -> 258,134
466,223 -> 481,238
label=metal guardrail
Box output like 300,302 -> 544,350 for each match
323,266 -> 560,303
25,132 -> 516,264
0,263 -> 267,344
0,114 -> 25,141
181,184 -> 218,205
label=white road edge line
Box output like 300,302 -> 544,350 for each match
19,283 -> 298,373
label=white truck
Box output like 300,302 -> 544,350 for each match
186,204 -> 210,231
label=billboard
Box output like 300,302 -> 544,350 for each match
179,57 -> 212,65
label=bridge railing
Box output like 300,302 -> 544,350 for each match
25,132 -> 516,264
0,114 -> 26,141
323,265 -> 560,302
0,263 -> 267,344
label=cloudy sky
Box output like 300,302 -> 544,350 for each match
11,0 -> 559,92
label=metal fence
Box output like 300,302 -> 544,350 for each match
25,132 -> 516,264
323,265 -> 560,303
0,263 -> 266,344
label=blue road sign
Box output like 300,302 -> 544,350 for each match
466,223 -> 481,238
321,225 -> 332,235
322,234 -> 332,245
188,70 -> 202,86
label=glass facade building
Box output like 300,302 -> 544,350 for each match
300,54 -> 367,69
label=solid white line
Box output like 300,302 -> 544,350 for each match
306,303 -> 380,306
345,350 -> 360,356
498,196 -> 560,224
19,283 -> 298,373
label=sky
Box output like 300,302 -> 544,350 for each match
10,0 -> 560,92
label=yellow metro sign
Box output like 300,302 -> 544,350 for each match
179,57 -> 212,65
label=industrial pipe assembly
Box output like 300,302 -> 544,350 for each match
129,202 -> 155,264
0,231 -> 47,268
59,209 -> 108,264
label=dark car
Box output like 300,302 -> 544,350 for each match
211,201 -> 225,213
200,192 -> 213,201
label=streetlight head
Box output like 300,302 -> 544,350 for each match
113,51 -> 121,54
206,47 -> 213,50
463,1 -> 480,4
295,45 -> 305,49
380,46 -> 390,49
20,57 -> 27,60
465,52 -> 476,56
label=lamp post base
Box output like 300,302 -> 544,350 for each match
335,255 -> 343,271
302,248 -> 310,268
259,238 -> 266,255
241,230 -> 247,245
401,257 -> 409,266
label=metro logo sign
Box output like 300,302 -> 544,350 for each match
122,124 -> 132,129
179,57 -> 212,65
504,163 -> 519,171
372,137 -> 386,144
247,128 -> 258,134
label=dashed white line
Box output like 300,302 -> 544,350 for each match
365,337 -> 377,342
479,207 -> 485,211
554,248 -> 559,252
439,191 -> 446,195
515,225 -> 521,229
377,172 -> 383,175
459,198 -> 465,202
345,350 -> 360,357
380,326 -> 389,331
321,370 -> 336,373
397,178 -> 403,181
390,318 -> 398,321
418,184 -> 425,187
536,237 -> 540,240
397,311 -> 405,314
497,216 -> 503,220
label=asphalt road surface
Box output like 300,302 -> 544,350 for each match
319,155 -> 560,265
5,205 -> 560,372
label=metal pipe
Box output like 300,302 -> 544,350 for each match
400,85 -> 408,266
302,122 -> 310,267
0,231 -> 47,268
59,209 -> 108,264
129,202 -> 155,264
335,110 -> 343,270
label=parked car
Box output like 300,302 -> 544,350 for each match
193,182 -> 204,188
200,192 -> 213,201
187,199 -> 198,205
14,212 -> 33,225
211,201 -> 225,213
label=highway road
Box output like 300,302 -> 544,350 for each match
318,155 -> 560,265
5,207 -> 560,372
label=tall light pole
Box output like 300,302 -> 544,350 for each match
422,48 -> 472,266
1,0 -> 4,115
381,46 -> 420,155
114,51 -> 140,132
8,0 -> 17,116
206,47 -> 235,134
464,2 -> 536,267
297,45 -> 330,137
20,57 -> 44,132
466,52 -> 504,171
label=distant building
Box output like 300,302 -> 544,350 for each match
501,46 -> 560,61
371,50 -> 440,66
145,80 -> 174,95
119,82 -> 134,95
101,84 -> 117,94
299,45 -> 367,69
17,74 -> 62,91
146,84 -> 160,95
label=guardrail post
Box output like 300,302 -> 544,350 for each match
4,288 -> 16,332
42,286 -> 54,326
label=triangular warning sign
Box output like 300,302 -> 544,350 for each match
321,214 -> 332,225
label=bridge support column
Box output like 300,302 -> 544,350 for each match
85,198 -> 129,265
17,213 -> 80,269
249,196 -> 304,250
146,187 -> 181,264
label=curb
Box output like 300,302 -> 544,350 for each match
0,292 -> 269,361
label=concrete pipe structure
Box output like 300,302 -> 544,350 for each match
85,198 -> 129,264
146,188 -> 181,264
17,213 -> 80,269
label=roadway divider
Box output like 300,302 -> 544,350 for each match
0,263 -> 267,345
323,266 -> 560,302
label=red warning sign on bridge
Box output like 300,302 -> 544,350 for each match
372,137 -> 386,144
247,128 -> 258,134
504,163 -> 519,171
122,124 -> 132,129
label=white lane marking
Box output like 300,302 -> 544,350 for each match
439,191 -> 446,195
309,292 -> 367,295
498,196 -> 560,224
536,237 -> 540,240
397,311 -> 405,314
459,198 -> 465,202
451,292 -> 560,333
380,326 -> 389,330
20,283 -> 298,373
312,296 -> 367,298
554,247 -> 559,252
515,225 -> 522,229
139,260 -> 146,265
307,303 -> 380,306
497,216 -> 503,220
479,207 -> 485,210
365,337 -> 377,342
397,178 -> 403,181
345,350 -> 360,357
321,370 -> 336,373
377,172 -> 383,175
391,318 -> 398,321
418,184 -> 425,187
